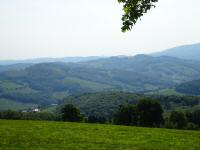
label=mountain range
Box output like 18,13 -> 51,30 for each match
0,43 -> 200,109
0,56 -> 104,66
152,43 -> 200,60
1,42 -> 200,65
1,55 -> 200,105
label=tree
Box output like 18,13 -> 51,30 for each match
0,110 -> 21,120
186,109 -> 200,127
86,115 -> 106,124
118,0 -> 158,32
169,111 -> 187,129
61,104 -> 82,122
137,98 -> 164,127
113,104 -> 138,126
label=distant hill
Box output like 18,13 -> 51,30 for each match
81,54 -> 200,87
63,92 -> 141,119
62,92 -> 200,119
176,79 -> 200,95
0,56 -> 104,65
0,63 -> 32,72
1,55 -> 200,106
152,43 -> 200,61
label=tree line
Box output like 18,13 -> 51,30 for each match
60,99 -> 200,130
1,98 -> 199,130
0,111 -> 59,121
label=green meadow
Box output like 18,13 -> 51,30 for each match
0,120 -> 199,150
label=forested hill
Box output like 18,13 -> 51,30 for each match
176,79 -> 200,95
62,92 -> 200,119
80,55 -> 200,86
1,55 -> 200,105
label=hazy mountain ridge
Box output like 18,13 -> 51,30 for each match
0,63 -> 33,72
0,56 -> 104,66
152,43 -> 200,60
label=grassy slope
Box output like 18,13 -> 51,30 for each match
63,77 -> 114,91
0,99 -> 35,111
41,105 -> 58,113
0,120 -> 199,150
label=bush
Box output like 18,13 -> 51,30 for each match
137,99 -> 164,127
113,105 -> 138,126
0,110 -> 58,121
185,123 -> 199,130
169,111 -> 187,129
86,115 -> 106,124
186,109 -> 200,127
61,104 -> 83,122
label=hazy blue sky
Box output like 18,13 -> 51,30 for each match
0,0 -> 200,60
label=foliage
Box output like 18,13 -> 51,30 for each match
169,111 -> 187,129
0,120 -> 200,150
0,110 -> 58,121
61,104 -> 82,122
137,99 -> 164,127
118,0 -> 158,32
149,95 -> 200,110
63,92 -> 200,121
86,115 -> 106,124
186,109 -> 200,127
185,123 -> 199,130
63,92 -> 141,120
113,104 -> 138,126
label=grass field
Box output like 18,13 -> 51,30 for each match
0,120 -> 199,150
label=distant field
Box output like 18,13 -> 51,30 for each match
63,77 -> 114,91
146,88 -> 185,96
0,99 -> 35,111
0,120 -> 199,150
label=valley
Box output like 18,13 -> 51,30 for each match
1,52 -> 200,110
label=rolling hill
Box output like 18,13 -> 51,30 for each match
176,79 -> 200,95
0,62 -> 115,105
152,43 -> 200,61
62,92 -> 200,119
1,55 -> 200,108
80,55 -> 200,87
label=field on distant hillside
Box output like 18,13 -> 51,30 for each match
0,120 -> 199,150
0,98 -> 35,111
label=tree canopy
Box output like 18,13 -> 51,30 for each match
113,104 -> 138,126
61,104 -> 82,122
169,111 -> 187,129
137,98 -> 163,127
118,0 -> 158,32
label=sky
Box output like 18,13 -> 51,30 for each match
0,0 -> 200,60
